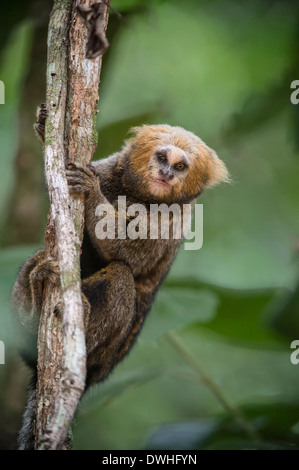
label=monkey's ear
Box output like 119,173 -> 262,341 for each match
205,149 -> 230,188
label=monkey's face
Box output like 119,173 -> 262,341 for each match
147,144 -> 191,198
123,125 -> 229,203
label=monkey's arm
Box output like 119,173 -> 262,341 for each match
66,161 -> 183,273
66,162 -> 134,262
136,242 -> 179,313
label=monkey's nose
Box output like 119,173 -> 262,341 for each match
159,168 -> 174,180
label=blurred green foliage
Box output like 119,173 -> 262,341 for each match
0,22 -> 34,233
0,0 -> 299,450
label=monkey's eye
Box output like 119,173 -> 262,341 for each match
175,162 -> 186,171
157,153 -> 167,163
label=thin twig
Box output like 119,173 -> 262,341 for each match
167,331 -> 260,442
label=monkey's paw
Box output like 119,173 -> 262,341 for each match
33,103 -> 48,144
66,162 -> 99,196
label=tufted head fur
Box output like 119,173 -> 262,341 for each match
119,124 -> 229,204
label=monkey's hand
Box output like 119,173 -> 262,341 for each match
66,162 -> 100,197
33,103 -> 48,144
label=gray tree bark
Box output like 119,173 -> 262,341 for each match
35,0 -> 110,450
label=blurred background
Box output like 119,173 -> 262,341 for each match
0,0 -> 299,450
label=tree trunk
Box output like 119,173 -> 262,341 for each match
35,0 -> 110,450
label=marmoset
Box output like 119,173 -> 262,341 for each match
13,107 -> 229,449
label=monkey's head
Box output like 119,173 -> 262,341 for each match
121,125 -> 229,204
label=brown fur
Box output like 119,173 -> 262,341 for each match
13,119 -> 228,448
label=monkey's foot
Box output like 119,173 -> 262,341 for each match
33,103 -> 48,144
66,162 -> 99,196
30,256 -> 60,288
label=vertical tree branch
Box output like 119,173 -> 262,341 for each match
35,0 -> 110,450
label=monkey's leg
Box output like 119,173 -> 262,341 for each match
12,250 -> 60,332
13,250 -> 59,450
82,261 -> 139,387
33,103 -> 48,143
15,251 -> 90,450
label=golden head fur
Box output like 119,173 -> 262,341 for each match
120,124 -> 229,204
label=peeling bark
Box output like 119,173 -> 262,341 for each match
35,0 -> 110,450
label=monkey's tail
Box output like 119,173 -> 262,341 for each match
17,371 -> 73,450
18,373 -> 37,450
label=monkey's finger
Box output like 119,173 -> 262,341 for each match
66,169 -> 88,179
39,110 -> 48,120
77,165 -> 95,178
67,180 -> 86,189
37,104 -> 49,125
66,174 -> 89,186
54,301 -> 63,317
67,162 -> 77,169
86,164 -> 98,176
39,107 -> 48,116
33,123 -> 45,144
44,259 -> 60,276
31,258 -> 60,286
40,258 -> 60,279
67,162 -> 95,178
65,169 -> 86,176
68,184 -> 87,194
65,170 -> 82,179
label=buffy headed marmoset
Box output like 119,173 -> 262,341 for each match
13,106 -> 229,449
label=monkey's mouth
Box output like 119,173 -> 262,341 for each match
152,177 -> 172,187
